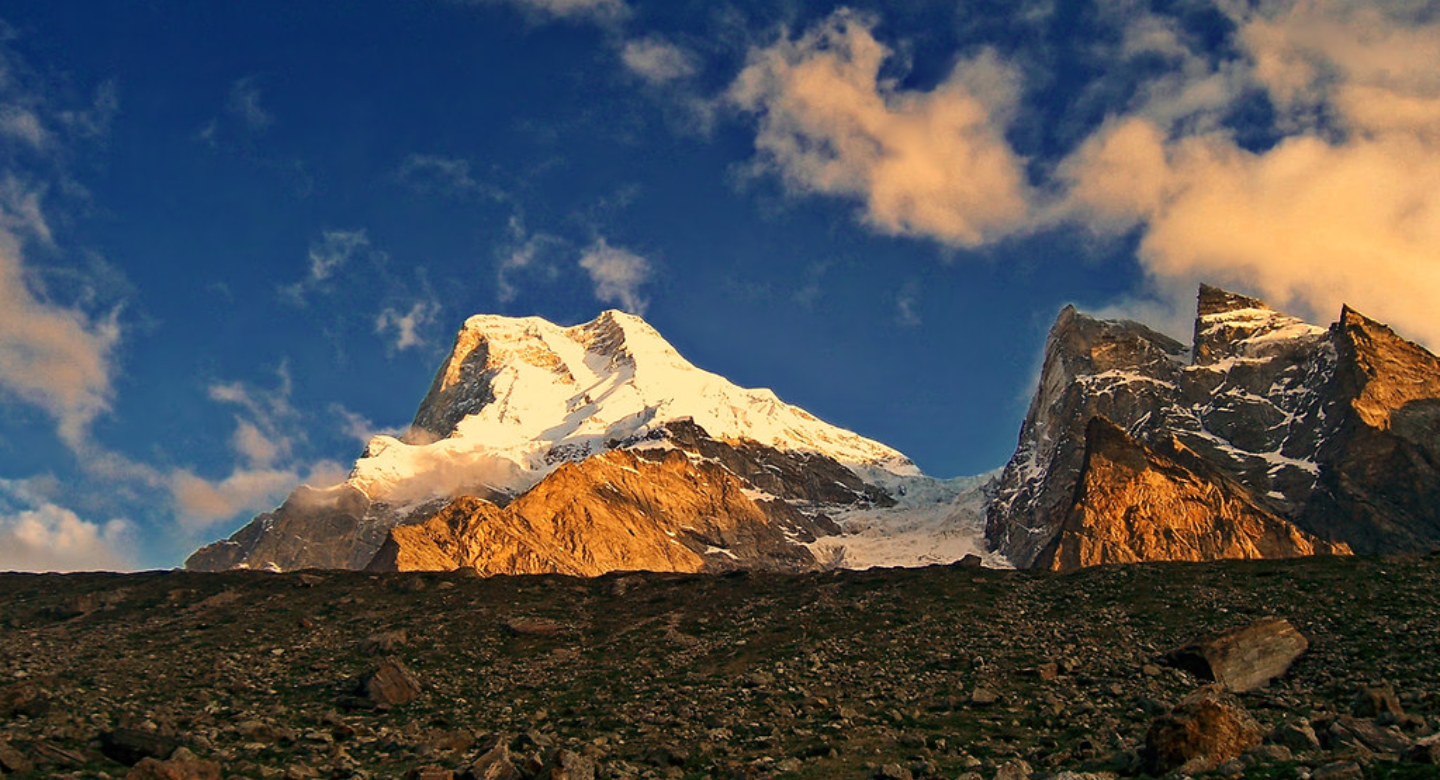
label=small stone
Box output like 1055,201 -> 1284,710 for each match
359,660 -> 422,707
1164,618 -> 1308,692
970,688 -> 1000,706
405,767 -> 453,780
1328,715 -> 1409,755
1141,664 -> 1162,677
1310,761 -> 1363,780
871,763 -> 911,780
1145,687 -> 1261,774
123,747 -> 222,780
1036,662 -> 1061,681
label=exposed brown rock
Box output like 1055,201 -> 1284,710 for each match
1145,687 -> 1262,774
360,660 -> 421,707
1036,418 -> 1350,571
0,741 -> 32,773
186,484 -> 376,571
123,747 -> 221,780
1352,684 -> 1405,720
367,448 -> 822,576
1164,617 -> 1309,692
461,741 -> 522,780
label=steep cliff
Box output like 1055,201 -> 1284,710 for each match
1035,418 -> 1349,572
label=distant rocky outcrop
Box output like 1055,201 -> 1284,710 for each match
989,284 -> 1440,568
1034,418 -> 1349,571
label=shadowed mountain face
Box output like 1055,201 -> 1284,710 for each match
989,285 -> 1440,568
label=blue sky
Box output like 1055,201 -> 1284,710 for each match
2,0 -> 1438,571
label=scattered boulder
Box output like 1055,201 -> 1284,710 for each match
1326,715 -> 1410,756
361,630 -> 408,654
1269,718 -> 1322,752
1145,687 -> 1262,774
405,767 -> 453,780
0,682 -> 49,719
1163,617 -> 1308,692
359,659 -> 422,707
462,741 -> 522,780
101,729 -> 181,766
123,747 -> 221,780
1352,684 -> 1405,720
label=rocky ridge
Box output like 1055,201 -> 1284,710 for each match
986,285 -> 1440,568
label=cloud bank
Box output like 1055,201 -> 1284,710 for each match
728,2 -> 1440,347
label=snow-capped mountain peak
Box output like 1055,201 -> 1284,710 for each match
350,310 -> 918,506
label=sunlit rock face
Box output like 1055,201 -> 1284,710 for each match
989,284 -> 1440,568
188,310 -> 984,575
1034,417 -> 1349,572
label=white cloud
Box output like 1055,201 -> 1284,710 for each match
578,238 -> 651,314
895,283 -> 921,327
0,480 -> 134,572
226,76 -> 272,131
729,10 -> 1034,248
0,228 -> 120,449
279,229 -> 371,304
622,38 -> 698,84
375,299 -> 441,351
1058,0 -> 1440,348
168,368 -> 346,529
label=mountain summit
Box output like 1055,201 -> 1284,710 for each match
986,284 -> 1440,569
187,311 -> 984,574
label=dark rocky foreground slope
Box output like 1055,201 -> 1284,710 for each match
4,555 -> 1440,779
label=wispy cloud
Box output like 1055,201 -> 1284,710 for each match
0,105 -> 47,149
226,76 -> 273,131
622,38 -> 698,84
279,229 -> 372,304
495,214 -> 565,304
461,0 -> 628,23
376,299 -> 441,351
895,281 -> 921,328
729,9 -> 1034,248
396,153 -> 503,199
578,238 -> 652,314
